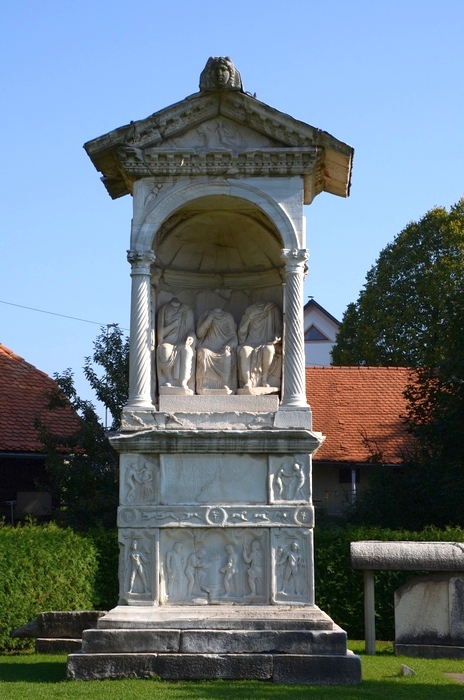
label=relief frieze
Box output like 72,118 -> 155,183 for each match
118,504 -> 314,528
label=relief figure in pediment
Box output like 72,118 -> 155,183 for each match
238,301 -> 282,392
196,308 -> 238,393
157,298 -> 196,393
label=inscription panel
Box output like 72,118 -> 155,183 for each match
161,454 -> 267,505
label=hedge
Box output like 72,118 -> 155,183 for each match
84,526 -> 119,610
0,521 -> 98,651
2,521 -> 463,650
314,524 -> 464,640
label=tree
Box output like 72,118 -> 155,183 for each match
332,199 -> 464,367
84,324 -> 129,430
37,325 -> 129,531
340,201 -> 464,528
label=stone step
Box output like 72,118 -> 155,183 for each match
81,627 -> 348,655
67,651 -> 362,684
96,604 -> 335,630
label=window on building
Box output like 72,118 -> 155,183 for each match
304,325 -> 329,342
339,468 -> 360,484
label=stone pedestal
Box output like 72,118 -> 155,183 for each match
68,606 -> 360,683
67,419 -> 360,683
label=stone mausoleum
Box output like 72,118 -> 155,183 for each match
68,57 -> 360,684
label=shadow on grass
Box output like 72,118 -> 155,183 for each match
0,659 -> 66,683
168,680 -> 464,699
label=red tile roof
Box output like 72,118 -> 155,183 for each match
306,366 -> 413,465
0,345 -> 79,453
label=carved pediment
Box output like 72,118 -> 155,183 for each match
160,117 -> 284,153
84,63 -> 353,203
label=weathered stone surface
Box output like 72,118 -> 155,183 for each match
81,629 -> 180,654
67,653 -> 159,680
395,574 -> 451,645
272,652 -> 362,685
36,638 -> 82,654
110,428 -> 322,454
96,605 -> 335,631
395,573 -> 464,652
180,628 -> 347,655
12,611 -> 105,639
156,653 -> 273,680
395,644 -> 464,659
351,541 -> 464,571
159,395 -> 279,413
274,408 -> 313,430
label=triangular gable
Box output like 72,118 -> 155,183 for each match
85,90 -> 353,203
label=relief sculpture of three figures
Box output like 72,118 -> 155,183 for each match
157,298 -> 282,395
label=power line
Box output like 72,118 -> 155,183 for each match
0,299 -> 129,331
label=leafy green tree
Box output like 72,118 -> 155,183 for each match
342,203 -> 464,529
332,199 -> 464,367
36,325 -> 129,531
84,324 -> 129,430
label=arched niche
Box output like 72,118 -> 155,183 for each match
151,195 -> 284,324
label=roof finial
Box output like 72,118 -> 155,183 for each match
199,56 -> 243,92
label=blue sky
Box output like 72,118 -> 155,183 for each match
1,0 -> 463,411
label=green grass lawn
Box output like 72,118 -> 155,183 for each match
1,642 -> 464,699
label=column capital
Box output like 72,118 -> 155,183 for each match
127,249 -> 156,270
281,248 -> 308,273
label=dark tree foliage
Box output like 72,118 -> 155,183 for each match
332,199 -> 464,368
36,325 -> 129,531
343,203 -> 464,529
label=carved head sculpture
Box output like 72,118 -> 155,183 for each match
199,56 -> 243,92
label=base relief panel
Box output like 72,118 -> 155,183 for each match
118,529 -> 159,606
160,528 -> 269,605
272,527 -> 314,605
161,454 -> 267,505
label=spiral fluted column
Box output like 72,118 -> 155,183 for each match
127,249 -> 155,408
281,248 -> 309,408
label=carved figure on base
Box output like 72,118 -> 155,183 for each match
274,462 -> 306,501
278,541 -> 302,596
166,542 -> 185,599
220,544 -> 238,595
128,540 -> 150,594
243,539 -> 263,596
157,298 -> 196,393
185,548 -> 211,598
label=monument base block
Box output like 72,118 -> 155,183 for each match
67,606 -> 361,684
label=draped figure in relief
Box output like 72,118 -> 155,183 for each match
157,298 -> 196,393
237,301 -> 282,390
196,308 -> 238,393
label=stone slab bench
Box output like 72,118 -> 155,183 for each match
350,541 -> 464,655
11,611 -> 106,653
